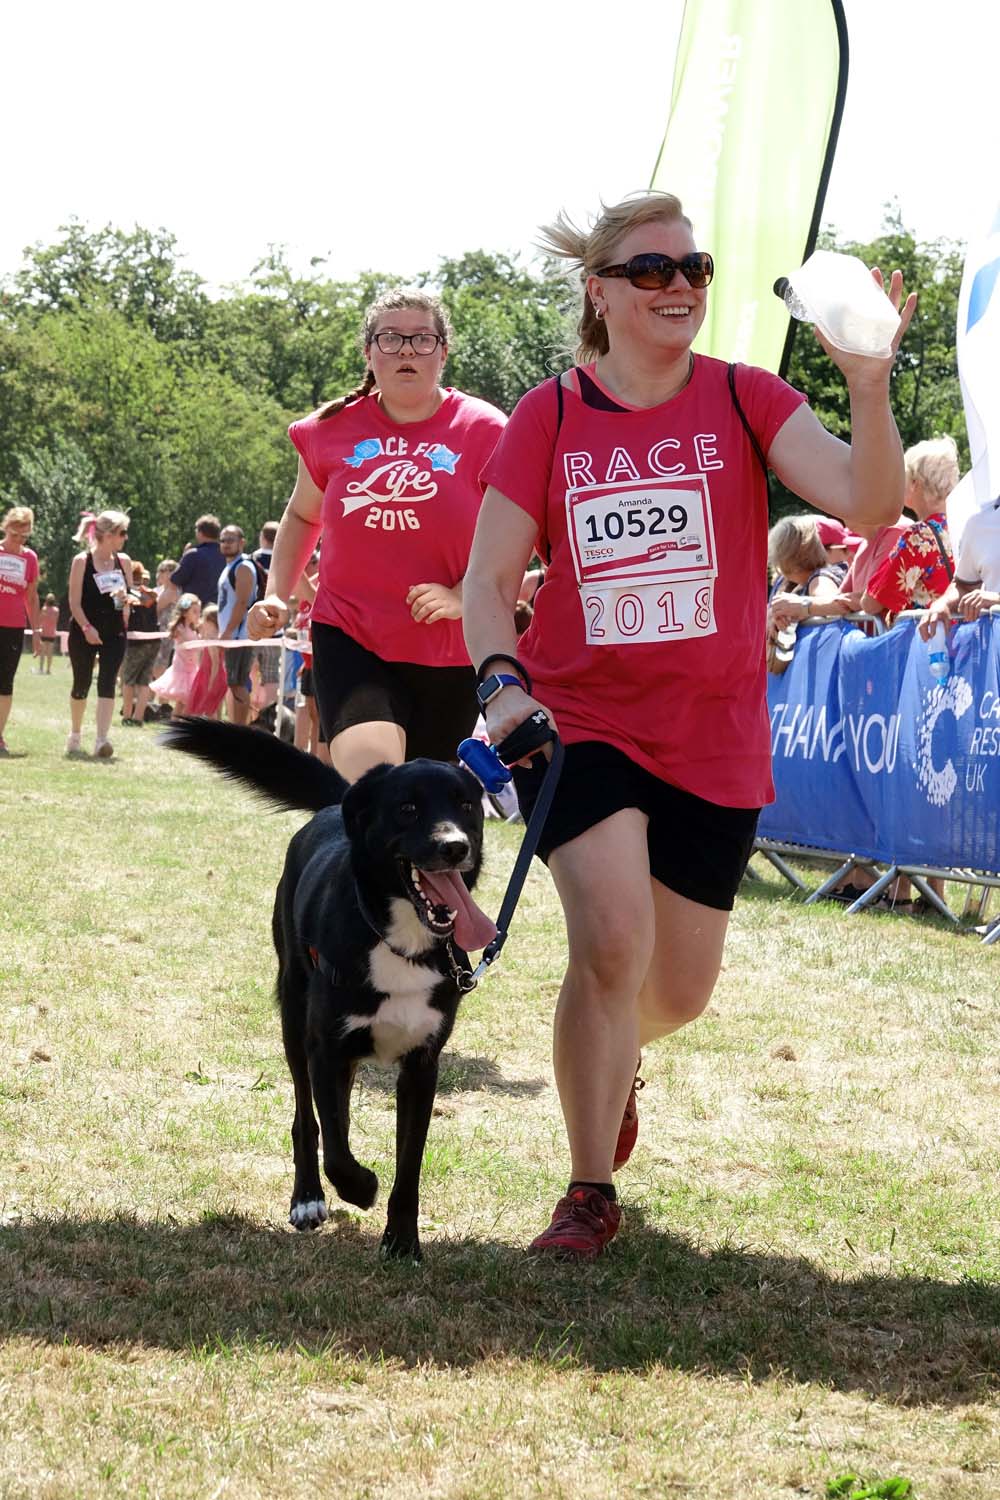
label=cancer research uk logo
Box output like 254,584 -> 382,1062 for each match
914,675 -> 974,807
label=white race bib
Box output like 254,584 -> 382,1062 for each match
565,477 -> 718,646
0,553 -> 27,588
94,568 -> 126,595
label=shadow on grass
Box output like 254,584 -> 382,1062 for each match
2,1206 -> 996,1405
357,1051 -> 547,1098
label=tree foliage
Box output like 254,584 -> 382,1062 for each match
0,211 -> 967,586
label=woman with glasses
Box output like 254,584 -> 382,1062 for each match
0,506 -> 41,756
65,509 -> 133,758
248,288 -> 506,779
464,191 -> 916,1260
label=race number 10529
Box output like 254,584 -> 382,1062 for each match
580,578 -> 716,646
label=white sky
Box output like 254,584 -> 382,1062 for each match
3,0 -> 998,293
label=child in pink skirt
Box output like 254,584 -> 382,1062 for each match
149,594 -> 201,714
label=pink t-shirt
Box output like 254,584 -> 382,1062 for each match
290,389 -> 507,667
0,545 -> 38,629
843,520 -> 909,596
481,359 -> 806,808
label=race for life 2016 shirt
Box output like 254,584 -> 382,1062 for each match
481,358 -> 806,808
0,545 -> 38,629
290,389 -> 507,667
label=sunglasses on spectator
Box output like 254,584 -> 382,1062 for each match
370,331 -> 444,355
593,251 -> 715,290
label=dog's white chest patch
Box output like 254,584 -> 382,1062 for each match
343,902 -> 443,1066
366,990 -> 442,1067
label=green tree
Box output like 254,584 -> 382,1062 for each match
10,437 -> 108,596
8,220 -> 209,346
205,253 -> 388,413
432,251 -> 575,411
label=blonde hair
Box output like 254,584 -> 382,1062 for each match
768,516 -> 828,576
157,558 -> 178,578
73,509 -> 130,548
316,288 -> 453,422
169,596 -> 200,636
904,436 -> 960,503
2,505 -> 34,532
538,191 -> 691,363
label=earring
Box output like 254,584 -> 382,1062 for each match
593,303 -> 605,321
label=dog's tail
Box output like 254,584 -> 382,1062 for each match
161,716 -> 348,813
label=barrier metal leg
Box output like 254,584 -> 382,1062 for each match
760,850 -> 808,891
804,857 -> 859,905
846,866 -> 898,914
982,916 -> 1000,947
962,884 -> 992,922
907,873 -> 959,924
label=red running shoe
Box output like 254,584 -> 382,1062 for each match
613,1063 -> 645,1171
529,1187 -> 621,1259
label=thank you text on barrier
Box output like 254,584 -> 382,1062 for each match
761,617 -> 1000,874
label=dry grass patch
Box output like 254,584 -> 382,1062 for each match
1,671 -> 998,1498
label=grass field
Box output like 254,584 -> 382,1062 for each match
2,666 -> 998,1499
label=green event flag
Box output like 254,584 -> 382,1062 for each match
651,0 -> 847,373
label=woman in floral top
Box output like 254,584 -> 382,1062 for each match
862,436 -> 958,618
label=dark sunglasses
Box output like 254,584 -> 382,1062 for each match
594,251 -> 714,290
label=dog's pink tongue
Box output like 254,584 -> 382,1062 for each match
418,869 -> 496,951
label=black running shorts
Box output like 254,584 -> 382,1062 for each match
310,622 -> 477,762
512,739 -> 760,912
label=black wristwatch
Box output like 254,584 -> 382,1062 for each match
475,672 -> 524,711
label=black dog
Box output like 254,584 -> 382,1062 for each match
163,718 -> 494,1259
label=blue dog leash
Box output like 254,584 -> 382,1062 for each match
457,711 -> 564,990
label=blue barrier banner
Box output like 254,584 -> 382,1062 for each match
760,617 -> 1000,873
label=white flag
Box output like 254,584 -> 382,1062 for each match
957,205 -> 1000,507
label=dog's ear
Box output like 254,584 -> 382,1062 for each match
341,762 -> 394,844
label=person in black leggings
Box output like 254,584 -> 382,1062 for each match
66,509 -> 132,759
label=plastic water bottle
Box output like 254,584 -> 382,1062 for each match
926,621 -> 950,684
773,249 -> 901,358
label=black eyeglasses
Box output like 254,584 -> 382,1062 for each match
370,331 -> 444,355
593,251 -> 714,290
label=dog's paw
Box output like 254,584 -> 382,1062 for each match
380,1227 -> 422,1263
327,1163 -> 378,1210
289,1196 -> 328,1232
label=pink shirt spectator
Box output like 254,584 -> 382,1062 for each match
842,521 -> 909,597
0,545 -> 39,629
40,603 -> 60,639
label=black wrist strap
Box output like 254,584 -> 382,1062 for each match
474,732 -> 563,977
475,653 -> 532,693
